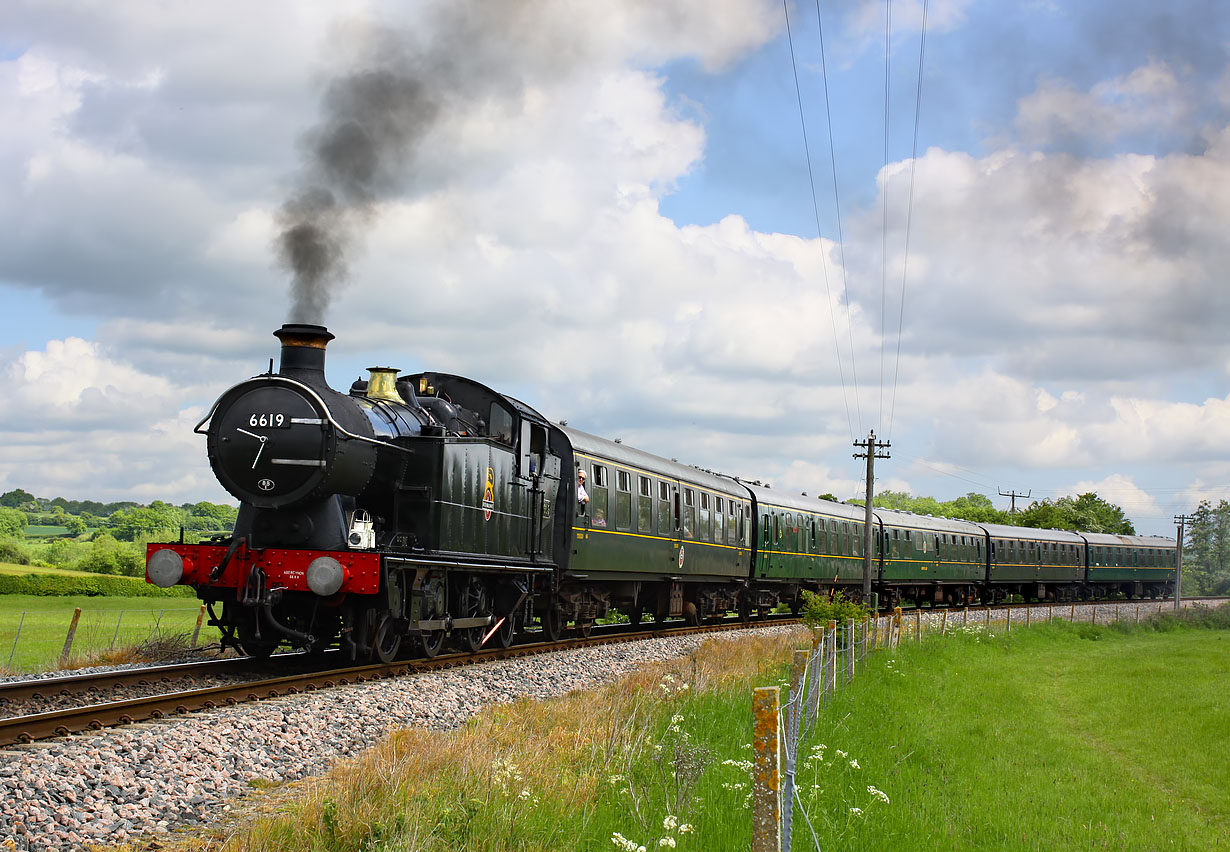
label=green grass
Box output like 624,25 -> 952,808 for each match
124,611 -> 1230,852
23,525 -> 71,537
0,561 -> 104,578
0,594 -> 219,672
784,619 -> 1230,851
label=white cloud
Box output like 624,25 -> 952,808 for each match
1015,59 -> 1189,147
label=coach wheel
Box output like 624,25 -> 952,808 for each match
737,597 -> 752,623
543,606 -> 564,641
374,615 -> 402,664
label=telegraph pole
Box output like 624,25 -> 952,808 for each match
853,430 -> 891,604
1173,513 -> 1194,611
999,488 -> 1031,514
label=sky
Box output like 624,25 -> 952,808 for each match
1,0 -> 1228,536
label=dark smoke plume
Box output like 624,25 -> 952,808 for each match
278,29 -> 440,323
278,3 -> 566,323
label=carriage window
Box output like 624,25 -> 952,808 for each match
762,514 -> 771,546
637,477 -> 653,533
591,465 -> 609,529
683,489 -> 695,539
615,470 -> 632,530
728,502 -> 738,544
716,496 -> 723,513
699,492 -> 711,542
715,498 -> 725,544
811,521 -> 818,548
657,483 -> 672,534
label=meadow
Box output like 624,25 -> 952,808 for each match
0,591 -> 219,672
116,607 -> 1228,852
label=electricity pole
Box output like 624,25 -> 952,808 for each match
1173,513 -> 1194,611
853,430 -> 890,605
999,488 -> 1031,514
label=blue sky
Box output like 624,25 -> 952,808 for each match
1,0 -> 1228,535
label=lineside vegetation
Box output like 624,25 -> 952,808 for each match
108,606 -> 1229,852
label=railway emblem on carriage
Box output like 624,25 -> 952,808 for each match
257,478 -> 275,491
483,466 -> 495,521
678,545 -> 686,569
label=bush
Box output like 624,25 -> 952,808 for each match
0,536 -> 34,565
0,572 -> 194,597
74,534 -> 144,576
799,588 -> 871,629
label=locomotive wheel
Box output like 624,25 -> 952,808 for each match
374,615 -> 402,664
543,606 -> 564,642
234,608 -> 278,659
491,612 -> 516,649
420,629 -> 446,658
457,576 -> 492,653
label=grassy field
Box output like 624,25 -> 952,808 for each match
110,609 -> 1228,852
0,594 -> 219,672
0,562 -> 106,578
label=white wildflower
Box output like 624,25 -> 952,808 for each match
849,807 -> 864,817
849,759 -> 860,770
659,837 -> 676,848
679,824 -> 694,834
867,785 -> 890,804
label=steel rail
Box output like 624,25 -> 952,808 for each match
0,617 -> 795,747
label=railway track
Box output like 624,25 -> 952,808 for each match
5,596 -> 1223,747
0,616 -> 792,746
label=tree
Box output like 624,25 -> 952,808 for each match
108,501 -> 185,541
0,488 -> 35,509
1017,493 -> 1133,534
0,507 -> 27,537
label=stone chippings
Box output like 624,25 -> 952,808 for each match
0,627 -> 796,851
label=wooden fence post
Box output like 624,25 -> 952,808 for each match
192,604 -> 206,646
60,607 -> 83,667
752,687 -> 781,852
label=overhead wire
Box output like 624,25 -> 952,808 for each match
886,0 -> 930,443
812,0 -> 864,434
879,0 -> 892,433
783,0 -> 857,442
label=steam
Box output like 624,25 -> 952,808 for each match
277,3 -> 569,324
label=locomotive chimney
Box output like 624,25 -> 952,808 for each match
273,323 -> 334,383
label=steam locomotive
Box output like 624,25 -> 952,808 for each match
146,325 -> 1177,660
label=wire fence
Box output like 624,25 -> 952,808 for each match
2,604 -> 210,672
751,598 -> 1203,851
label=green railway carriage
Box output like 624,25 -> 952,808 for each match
872,510 -> 986,607
981,523 -> 1085,603
745,485 -> 868,591
1080,533 -> 1176,599
561,427 -> 753,624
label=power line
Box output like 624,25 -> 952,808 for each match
879,0 -> 892,432
782,0 -> 856,442
812,0 -> 863,433
886,0 -> 929,442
